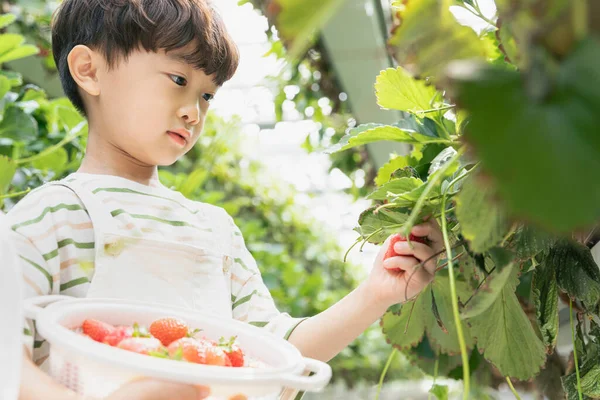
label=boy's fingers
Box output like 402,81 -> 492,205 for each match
383,255 -> 419,271
411,219 -> 443,245
393,241 -> 437,274
109,380 -> 210,400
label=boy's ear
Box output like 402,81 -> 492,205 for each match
67,45 -> 101,96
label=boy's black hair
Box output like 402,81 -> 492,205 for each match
52,0 -> 240,116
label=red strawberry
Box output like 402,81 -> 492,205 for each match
384,234 -> 427,260
219,337 -> 245,367
103,326 -> 134,346
168,338 -> 231,366
168,338 -> 205,363
204,345 -> 232,367
82,319 -> 115,342
117,337 -> 163,355
149,317 -> 189,346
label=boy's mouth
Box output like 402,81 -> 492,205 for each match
167,129 -> 191,147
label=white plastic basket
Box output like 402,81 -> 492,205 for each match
24,296 -> 331,400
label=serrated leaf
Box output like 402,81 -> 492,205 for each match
447,39 -> 600,232
0,105 -> 38,141
327,123 -> 442,154
549,239 -> 600,309
375,67 -> 437,113
389,0 -> 485,79
367,177 -> 423,201
532,260 -> 558,351
455,173 -> 509,253
0,155 -> 16,195
429,384 -> 449,400
423,271 -> 474,354
461,263 -> 514,319
0,14 -> 16,29
0,44 -> 38,64
467,267 -> 546,380
396,115 -> 441,138
381,297 -> 426,350
375,156 -> 410,186
511,225 -> 555,260
357,206 -> 411,243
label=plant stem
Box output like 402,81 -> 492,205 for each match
0,187 -> 31,200
403,148 -> 465,238
505,377 -> 521,400
428,358 -> 440,400
464,1 -> 497,28
421,105 -> 455,114
375,348 -> 397,400
570,298 -> 583,400
441,186 -> 470,399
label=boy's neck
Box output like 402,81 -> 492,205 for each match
77,131 -> 160,186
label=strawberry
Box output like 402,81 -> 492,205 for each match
117,337 -> 163,355
82,319 -> 115,343
219,336 -> 245,367
204,345 -> 232,367
103,326 -> 134,346
168,338 -> 205,363
384,234 -> 427,260
149,317 -> 189,346
168,338 -> 231,366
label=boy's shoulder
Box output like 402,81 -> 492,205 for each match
6,180 -> 85,232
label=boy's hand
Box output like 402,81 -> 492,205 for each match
106,380 -> 210,400
364,218 -> 444,309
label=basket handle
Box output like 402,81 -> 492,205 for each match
276,357 -> 332,392
23,295 -> 74,320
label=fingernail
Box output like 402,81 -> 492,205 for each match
195,385 -> 211,398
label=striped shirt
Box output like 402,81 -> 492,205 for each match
7,173 -> 305,365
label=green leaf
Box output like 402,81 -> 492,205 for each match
388,0 -> 485,79
0,44 -> 39,64
375,67 -> 437,114
381,297 -> 426,350
429,384 -> 449,400
510,225 -> 555,260
549,239 -> 600,309
532,260 -> 559,351
276,0 -> 346,60
455,174 -> 509,253
179,169 -> 209,198
32,148 -> 68,173
396,115 -> 441,138
0,75 -> 10,100
375,156 -> 410,187
423,272 -> 474,354
0,70 -> 23,87
448,39 -> 600,232
0,106 -> 38,141
357,206 -> 411,243
467,266 -> 546,380
0,14 -> 16,29
581,365 -> 600,397
461,263 -> 514,319
327,123 -> 444,153
0,34 -> 25,56
0,155 -> 16,195
367,177 -> 423,201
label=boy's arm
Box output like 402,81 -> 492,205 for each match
20,353 -> 80,400
286,283 -> 387,362
288,220 -> 443,362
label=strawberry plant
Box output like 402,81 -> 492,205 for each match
322,1 -> 600,398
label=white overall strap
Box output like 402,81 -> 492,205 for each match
44,179 -> 119,257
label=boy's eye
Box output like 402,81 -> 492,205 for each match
202,93 -> 214,103
170,75 -> 187,86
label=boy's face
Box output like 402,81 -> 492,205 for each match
88,47 -> 219,166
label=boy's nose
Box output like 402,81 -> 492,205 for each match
177,105 -> 201,126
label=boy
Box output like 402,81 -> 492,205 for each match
7,1 -> 443,399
